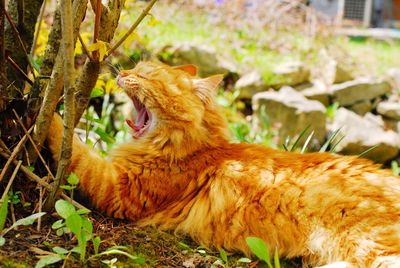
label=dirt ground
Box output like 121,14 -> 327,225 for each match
0,209 -> 302,268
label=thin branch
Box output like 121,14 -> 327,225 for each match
30,0 -> 47,58
0,160 -> 22,202
0,138 -> 10,153
44,0 -> 76,211
0,125 -> 33,183
0,149 -> 89,211
6,55 -> 34,85
78,33 -> 94,61
37,186 -> 43,231
12,109 -> 54,179
16,0 -> 23,28
106,0 -> 158,56
4,8 -> 36,78
92,0 -> 102,60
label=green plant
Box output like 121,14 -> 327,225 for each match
326,102 -> 339,120
45,200 -> 144,267
0,197 -> 45,247
245,237 -> 280,268
52,200 -> 94,261
392,161 -> 399,176
60,173 -> 79,200
211,248 -> 229,268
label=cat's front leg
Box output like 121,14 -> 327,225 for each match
46,113 -> 127,218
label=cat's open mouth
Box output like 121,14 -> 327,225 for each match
126,97 -> 152,139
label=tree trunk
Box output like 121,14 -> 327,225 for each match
5,0 -> 44,88
0,0 -> 7,114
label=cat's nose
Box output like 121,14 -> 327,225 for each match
119,70 -> 130,77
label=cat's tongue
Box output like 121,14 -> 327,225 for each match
126,107 -> 149,139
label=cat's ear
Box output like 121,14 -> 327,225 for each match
193,74 -> 224,103
173,64 -> 198,76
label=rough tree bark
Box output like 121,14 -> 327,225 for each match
0,0 -> 7,114
27,0 -> 87,162
5,0 -> 43,88
26,6 -> 62,128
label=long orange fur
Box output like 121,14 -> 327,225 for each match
47,61 -> 400,267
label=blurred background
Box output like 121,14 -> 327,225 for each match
54,0 -> 400,165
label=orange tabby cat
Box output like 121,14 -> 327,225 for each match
47,61 -> 400,267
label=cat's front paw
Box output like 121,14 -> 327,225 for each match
46,113 -> 64,160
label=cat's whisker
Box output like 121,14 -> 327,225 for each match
105,61 -> 120,77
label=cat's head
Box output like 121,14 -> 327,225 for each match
116,61 -> 230,157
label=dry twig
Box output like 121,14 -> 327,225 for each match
0,125 -> 33,182
107,0 -> 158,56
0,160 -> 22,202
78,34 -> 94,61
0,149 -> 89,210
12,109 -> 54,179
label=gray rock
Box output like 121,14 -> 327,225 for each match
296,80 -> 332,106
313,49 -> 353,85
328,108 -> 400,163
348,100 -> 372,116
331,78 -> 391,106
377,101 -> 400,120
269,61 -> 310,88
235,70 -> 269,99
252,87 -> 326,146
387,68 -> 400,90
157,44 -> 237,77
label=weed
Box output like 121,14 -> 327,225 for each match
43,199 -> 144,267
245,236 -> 281,268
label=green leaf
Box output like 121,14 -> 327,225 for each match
300,130 -> 314,154
51,219 -> 64,230
60,185 -> 74,191
0,195 -> 9,232
97,249 -> 144,264
53,246 -> 69,255
238,257 -> 252,263
392,161 -> 399,176
56,228 -> 64,236
35,255 -> 62,268
71,246 -> 80,254
0,236 -> 5,246
93,236 -> 101,255
94,128 -> 115,144
90,87 -> 105,98
219,248 -> 228,263
77,208 -> 91,215
67,173 -> 79,185
245,237 -> 272,268
12,212 -> 46,227
290,125 -> 310,152
358,145 -> 379,159
274,247 -> 281,268
28,54 -> 41,72
55,200 -> 76,219
320,128 -> 342,152
79,230 -> 87,261
65,214 -> 82,235
82,217 -> 93,235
